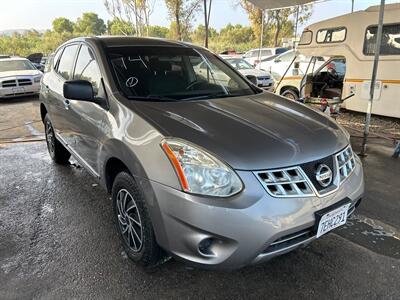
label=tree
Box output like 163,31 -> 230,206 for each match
237,1 -> 312,47
237,1 -> 263,43
74,13 -> 107,35
108,18 -> 135,35
191,24 -> 217,45
148,25 -> 169,38
164,0 -> 202,41
267,5 -> 312,47
52,17 -> 74,33
104,0 -> 155,36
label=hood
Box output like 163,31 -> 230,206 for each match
0,69 -> 42,79
130,93 -> 349,170
239,68 -> 271,77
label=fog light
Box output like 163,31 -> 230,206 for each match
198,238 -> 215,257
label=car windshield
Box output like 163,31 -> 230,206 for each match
107,46 -> 257,101
275,48 -> 289,55
0,60 -> 36,72
226,59 -> 254,70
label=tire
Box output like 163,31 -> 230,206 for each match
112,172 -> 165,268
281,88 -> 299,101
44,114 -> 71,164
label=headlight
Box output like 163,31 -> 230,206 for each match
161,138 -> 243,197
33,75 -> 42,83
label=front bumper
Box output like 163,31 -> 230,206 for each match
256,78 -> 274,90
149,155 -> 364,270
0,82 -> 40,98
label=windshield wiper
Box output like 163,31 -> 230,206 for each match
126,95 -> 180,102
183,92 -> 239,101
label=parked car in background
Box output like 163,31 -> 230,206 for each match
40,57 -> 48,66
225,58 -> 273,90
40,36 -> 363,270
257,50 -> 325,79
33,62 -> 45,72
219,50 -> 243,59
0,57 -> 42,98
243,47 -> 289,67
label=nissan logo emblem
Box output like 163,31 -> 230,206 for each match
315,164 -> 333,187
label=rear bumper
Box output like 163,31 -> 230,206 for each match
0,83 -> 40,98
148,156 -> 364,270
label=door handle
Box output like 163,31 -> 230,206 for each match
64,99 -> 71,110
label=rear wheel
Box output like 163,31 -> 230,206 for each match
44,114 -> 70,164
281,88 -> 299,101
112,172 -> 166,268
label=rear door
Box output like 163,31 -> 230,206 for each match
43,44 -> 79,146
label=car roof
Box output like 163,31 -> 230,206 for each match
0,57 -> 29,62
64,36 -> 203,50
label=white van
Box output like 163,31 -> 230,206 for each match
296,3 -> 400,118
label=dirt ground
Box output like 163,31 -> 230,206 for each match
0,96 -> 43,143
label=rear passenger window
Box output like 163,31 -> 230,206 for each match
57,44 -> 78,80
74,45 -> 102,96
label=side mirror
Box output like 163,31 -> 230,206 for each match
274,58 -> 280,63
63,80 -> 94,101
293,61 -> 300,69
246,74 -> 257,85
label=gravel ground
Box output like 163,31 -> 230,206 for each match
337,109 -> 400,140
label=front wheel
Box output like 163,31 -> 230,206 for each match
281,89 -> 299,101
112,172 -> 166,268
44,114 -> 71,164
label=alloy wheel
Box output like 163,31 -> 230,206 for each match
116,189 -> 143,252
45,120 -> 55,155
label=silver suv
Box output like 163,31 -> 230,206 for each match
40,37 -> 364,270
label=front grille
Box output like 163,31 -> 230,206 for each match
262,200 -> 359,254
255,167 -> 314,197
262,227 -> 314,254
17,79 -> 32,86
255,145 -> 356,198
257,76 -> 270,80
2,80 -> 17,87
336,146 -> 355,183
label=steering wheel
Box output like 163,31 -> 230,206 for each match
327,69 -> 339,81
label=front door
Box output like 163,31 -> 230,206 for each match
68,44 -> 108,173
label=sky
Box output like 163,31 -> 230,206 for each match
0,0 -> 399,32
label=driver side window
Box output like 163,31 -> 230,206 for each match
74,45 -> 102,97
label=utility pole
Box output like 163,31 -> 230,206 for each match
360,0 -> 385,156
351,0 -> 355,12
204,0 -> 209,48
294,5 -> 300,49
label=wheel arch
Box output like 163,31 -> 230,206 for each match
100,139 -> 148,194
40,103 -> 48,123
279,85 -> 300,97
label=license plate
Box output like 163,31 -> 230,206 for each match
12,87 -> 25,93
316,203 -> 350,238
